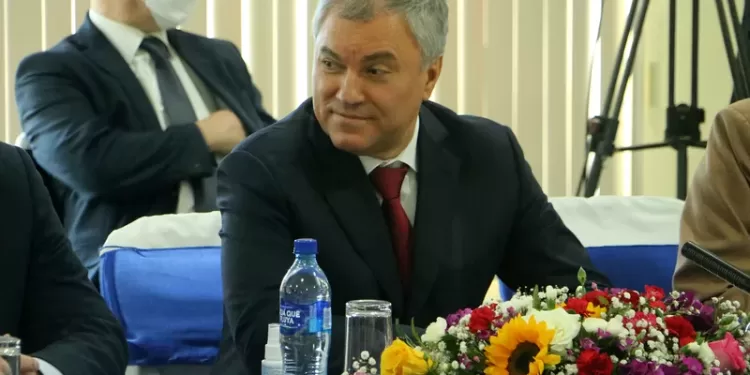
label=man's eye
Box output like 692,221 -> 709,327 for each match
367,68 -> 387,76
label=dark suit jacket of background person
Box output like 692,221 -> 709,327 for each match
0,142 -> 128,375
210,98 -> 610,375
13,15 -> 275,281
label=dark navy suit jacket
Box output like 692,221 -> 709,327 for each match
14,16 -> 274,278
211,99 -> 610,375
0,142 -> 128,375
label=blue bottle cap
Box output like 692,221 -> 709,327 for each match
293,238 -> 318,255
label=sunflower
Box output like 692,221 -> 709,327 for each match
483,316 -> 561,375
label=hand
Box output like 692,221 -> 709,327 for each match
196,110 -> 246,155
20,355 -> 39,374
0,355 -> 39,374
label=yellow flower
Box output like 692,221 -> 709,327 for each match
381,339 -> 432,375
587,303 -> 607,319
484,316 -> 561,375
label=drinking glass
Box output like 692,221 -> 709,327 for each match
344,300 -> 393,375
0,336 -> 20,375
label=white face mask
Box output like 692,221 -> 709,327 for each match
144,0 -> 198,30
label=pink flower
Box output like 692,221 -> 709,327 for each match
708,332 -> 747,372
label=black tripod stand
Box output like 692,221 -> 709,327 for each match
577,0 -> 750,200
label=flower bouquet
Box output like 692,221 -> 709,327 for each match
373,268 -> 750,375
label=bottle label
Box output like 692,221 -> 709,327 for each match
279,300 -> 332,335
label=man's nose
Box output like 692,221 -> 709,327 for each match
335,71 -> 365,105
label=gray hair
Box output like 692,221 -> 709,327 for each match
312,0 -> 449,68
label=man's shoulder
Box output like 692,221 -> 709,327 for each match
0,143 -> 31,197
16,37 -> 82,76
234,102 -> 315,161
0,143 -> 26,173
170,29 -> 240,56
422,101 -> 516,149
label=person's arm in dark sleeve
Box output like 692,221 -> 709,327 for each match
498,128 -> 611,291
16,147 -> 128,375
14,53 -> 215,200
218,150 -> 356,374
226,42 -> 276,128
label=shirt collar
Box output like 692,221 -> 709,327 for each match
89,9 -> 169,63
359,117 -> 420,174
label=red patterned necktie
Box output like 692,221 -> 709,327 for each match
369,165 -> 412,290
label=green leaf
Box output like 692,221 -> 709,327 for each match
532,285 -> 541,309
395,318 -> 403,338
597,296 -> 609,306
411,318 -> 421,344
577,267 -> 587,286
546,298 -> 557,310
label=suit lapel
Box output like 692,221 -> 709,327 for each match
408,105 -> 460,316
168,30 -> 254,130
73,15 -> 160,130
309,118 -> 406,316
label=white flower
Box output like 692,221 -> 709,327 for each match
421,317 -> 447,343
581,315 -> 628,338
545,286 -> 559,300
500,295 -> 533,313
687,342 -> 716,366
525,308 -> 581,353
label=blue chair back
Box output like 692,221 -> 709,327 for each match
500,196 -> 683,300
99,212 -> 222,368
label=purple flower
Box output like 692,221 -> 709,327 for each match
617,337 -> 636,351
579,338 -> 598,351
680,357 -> 703,375
621,360 -> 667,375
476,330 -> 491,341
596,328 -> 612,339
458,354 -> 473,370
685,305 -> 716,332
659,365 -> 681,375
446,308 -> 472,327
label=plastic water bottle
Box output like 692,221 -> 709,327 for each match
261,324 -> 282,375
279,238 -> 332,375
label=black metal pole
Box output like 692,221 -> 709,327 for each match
727,0 -> 750,100
691,0 -> 698,107
669,0 -> 676,108
677,145 -> 688,200
583,0 -> 650,197
717,0 -> 750,99
601,0 -> 641,119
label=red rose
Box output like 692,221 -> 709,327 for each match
649,300 -> 667,310
616,290 -> 640,306
564,297 -> 591,316
584,290 -> 610,307
468,306 -> 495,333
665,315 -> 697,347
577,349 -> 613,375
644,285 -> 665,301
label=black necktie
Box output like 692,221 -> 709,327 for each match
139,36 -> 217,212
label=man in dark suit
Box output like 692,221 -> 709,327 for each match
0,142 -> 128,375
14,0 -> 274,281
213,0 -> 610,374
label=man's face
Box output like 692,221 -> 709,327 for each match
312,11 -> 442,159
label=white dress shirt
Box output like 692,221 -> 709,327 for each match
89,10 -> 215,213
359,118 -> 420,224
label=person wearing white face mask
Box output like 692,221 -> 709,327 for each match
13,0 -> 276,286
